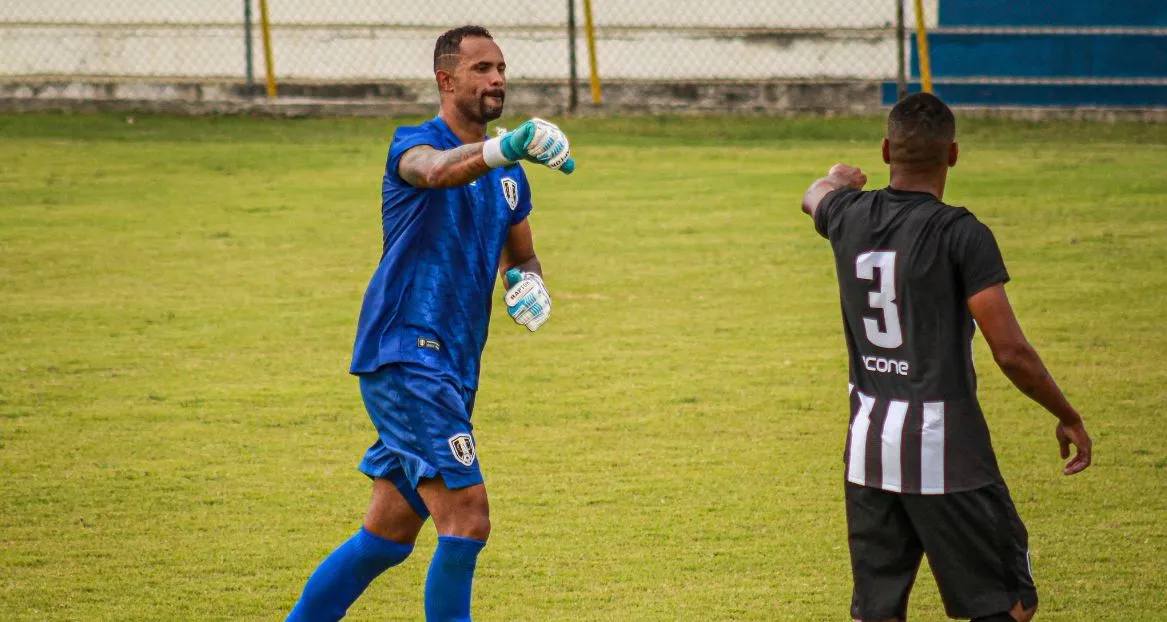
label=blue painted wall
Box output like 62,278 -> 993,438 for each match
883,82 -> 1167,108
940,0 -> 1167,27
883,0 -> 1167,107
911,34 -> 1166,79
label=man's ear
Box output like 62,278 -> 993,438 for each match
882,138 -> 891,165
435,68 -> 454,94
949,141 -> 959,168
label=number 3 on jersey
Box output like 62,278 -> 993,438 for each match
855,251 -> 903,348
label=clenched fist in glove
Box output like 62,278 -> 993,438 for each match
503,268 -> 551,331
483,118 -> 575,174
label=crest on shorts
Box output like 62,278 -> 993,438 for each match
500,177 -> 519,211
448,433 -> 477,466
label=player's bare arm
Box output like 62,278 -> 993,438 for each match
499,218 -> 542,278
801,163 -> 868,218
399,119 -> 577,190
499,219 -> 550,332
398,144 -> 492,189
968,283 -> 1093,475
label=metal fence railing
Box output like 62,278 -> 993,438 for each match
0,1 -> 923,83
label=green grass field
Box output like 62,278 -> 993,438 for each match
1,112 -> 1165,621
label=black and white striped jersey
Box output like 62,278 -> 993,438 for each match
815,187 -> 1011,494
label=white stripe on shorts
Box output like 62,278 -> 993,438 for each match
847,391 -> 876,486
920,400 -> 946,494
879,400 -> 910,492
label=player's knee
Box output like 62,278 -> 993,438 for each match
433,497 -> 491,540
363,518 -> 423,546
972,604 -> 1036,622
422,480 -> 491,540
454,511 -> 491,541
1012,602 -> 1037,622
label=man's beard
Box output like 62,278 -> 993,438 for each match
458,91 -> 505,124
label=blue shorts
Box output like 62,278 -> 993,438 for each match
357,362 -> 480,519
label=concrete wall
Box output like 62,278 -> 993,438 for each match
1,1 -> 924,80
4,1 -> 1162,115
0,79 -> 885,117
0,2 -> 913,115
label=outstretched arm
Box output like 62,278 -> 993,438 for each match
802,163 -> 867,218
398,144 -> 492,189
968,284 -> 1092,475
398,118 -> 577,189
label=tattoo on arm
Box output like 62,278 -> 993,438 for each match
399,144 -> 491,189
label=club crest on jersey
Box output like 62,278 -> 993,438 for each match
448,433 -> 476,466
501,177 -> 519,211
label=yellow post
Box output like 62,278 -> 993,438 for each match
912,0 -> 933,94
581,0 -> 603,105
258,0 -> 278,98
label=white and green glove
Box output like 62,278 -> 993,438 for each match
504,268 -> 551,331
483,118 -> 575,174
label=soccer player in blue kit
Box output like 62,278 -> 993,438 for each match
287,26 -> 575,622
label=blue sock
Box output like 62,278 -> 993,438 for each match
287,527 -> 413,622
424,535 -> 486,622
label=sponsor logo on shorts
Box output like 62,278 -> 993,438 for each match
448,433 -> 476,466
501,177 -> 519,211
417,338 -> 441,352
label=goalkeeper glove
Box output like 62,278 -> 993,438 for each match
482,118 -> 575,174
504,268 -> 551,332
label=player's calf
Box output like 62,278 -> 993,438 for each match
286,528 -> 415,622
417,480 -> 491,622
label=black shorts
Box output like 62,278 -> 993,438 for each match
845,482 -> 1037,620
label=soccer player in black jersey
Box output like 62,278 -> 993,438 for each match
802,93 -> 1092,622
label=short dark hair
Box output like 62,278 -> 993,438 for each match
887,92 -> 956,167
434,25 -> 493,73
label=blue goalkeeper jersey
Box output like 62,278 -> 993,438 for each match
350,116 -> 534,388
